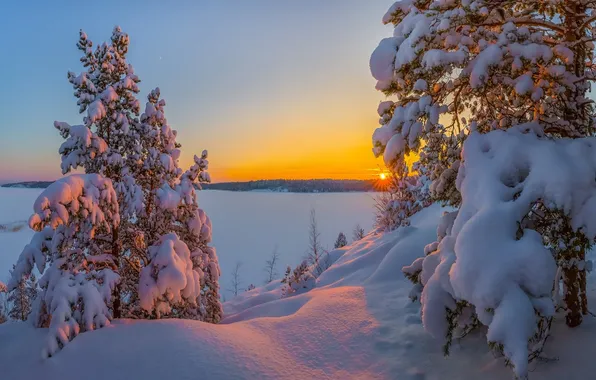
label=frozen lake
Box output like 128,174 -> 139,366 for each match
0,188 -> 378,298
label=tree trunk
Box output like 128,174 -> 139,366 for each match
563,246 -> 587,328
112,226 -> 121,319
564,264 -> 582,327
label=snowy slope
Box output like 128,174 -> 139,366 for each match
0,204 -> 442,379
3,204 -> 596,379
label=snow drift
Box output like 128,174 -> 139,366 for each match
3,204 -> 596,379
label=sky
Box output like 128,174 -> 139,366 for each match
0,0 -> 395,184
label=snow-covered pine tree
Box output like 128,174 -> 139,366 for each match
281,261 -> 315,298
7,265 -> 37,321
371,0 -> 594,205
334,232 -> 348,249
56,27 -> 143,318
373,1 -> 596,377
9,174 -> 120,357
125,88 -> 221,322
9,28 -> 222,356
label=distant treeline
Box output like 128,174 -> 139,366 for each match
2,179 -> 377,193
202,179 -> 376,193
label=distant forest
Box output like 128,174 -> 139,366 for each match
1,179 -> 378,193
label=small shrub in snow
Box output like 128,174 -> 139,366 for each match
228,262 -> 243,297
281,261 -> 316,298
334,232 -> 348,249
263,246 -> 280,284
307,209 -> 329,276
246,284 -> 256,292
352,224 -> 365,241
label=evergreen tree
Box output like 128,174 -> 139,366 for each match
9,28 -> 222,356
373,1 -> 596,377
7,265 -> 37,321
281,261 -> 315,298
352,224 -> 365,241
334,232 -> 348,249
10,174 -> 121,357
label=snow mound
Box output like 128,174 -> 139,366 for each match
0,204 -> 444,379
4,203 -> 594,379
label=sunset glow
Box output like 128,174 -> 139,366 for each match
0,1 -> 395,184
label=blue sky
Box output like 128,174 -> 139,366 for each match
0,1 -> 394,183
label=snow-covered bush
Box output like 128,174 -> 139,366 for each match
281,261 -> 316,298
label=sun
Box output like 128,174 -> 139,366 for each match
379,173 -> 387,180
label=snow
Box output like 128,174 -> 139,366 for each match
3,197 -> 596,378
0,204 -> 443,380
139,233 -> 201,316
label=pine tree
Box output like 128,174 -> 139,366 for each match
281,261 -> 316,298
373,1 -> 596,377
9,28 -> 222,356
334,232 -> 348,249
9,175 -> 121,357
7,265 -> 37,321
352,224 -> 365,241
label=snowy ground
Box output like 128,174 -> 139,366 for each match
4,193 -> 596,379
0,188 -> 378,297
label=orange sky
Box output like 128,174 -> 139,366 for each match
0,1 -> 396,185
